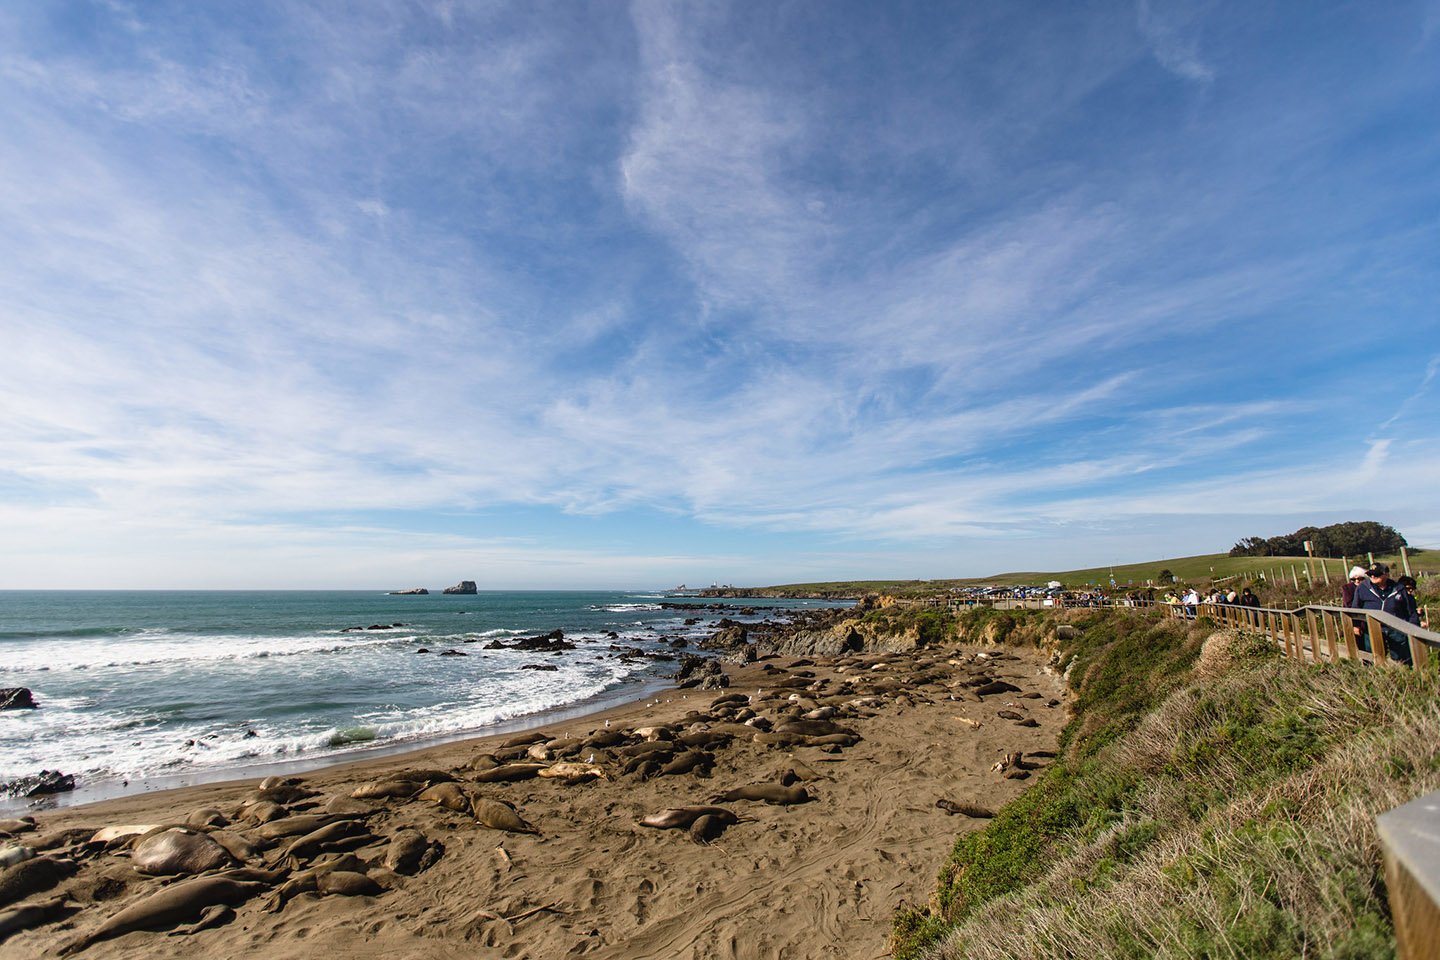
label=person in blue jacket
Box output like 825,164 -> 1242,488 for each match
1351,563 -> 1422,664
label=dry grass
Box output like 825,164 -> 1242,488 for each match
916,644 -> 1438,960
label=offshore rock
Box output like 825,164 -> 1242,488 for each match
388,587 -> 429,595
442,581 -> 478,595
0,689 -> 37,710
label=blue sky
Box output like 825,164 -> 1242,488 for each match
2,1 -> 1438,589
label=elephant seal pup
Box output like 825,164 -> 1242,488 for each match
417,782 -> 471,813
638,806 -> 738,830
0,895 -> 72,943
470,763 -> 547,784
659,750 -> 714,777
0,856 -> 78,909
709,784 -> 812,806
351,779 -> 425,800
185,808 -> 228,830
132,829 -> 238,876
384,829 -> 442,875
255,814 -> 340,840
688,814 -> 731,844
277,820 -> 374,862
537,762 -> 607,784
472,799 -> 539,835
58,876 -> 266,954
316,870 -> 383,897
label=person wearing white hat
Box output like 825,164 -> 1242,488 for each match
1342,565 -> 1368,650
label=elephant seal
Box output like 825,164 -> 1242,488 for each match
0,818 -> 36,837
90,825 -> 161,845
0,896 -> 72,944
256,814 -> 340,840
132,829 -> 238,876
384,829 -> 441,875
709,784 -> 812,806
316,870 -> 383,897
973,680 -> 1021,696
185,808 -> 228,830
236,800 -> 287,825
638,806 -> 738,830
60,876 -> 266,954
537,762 -> 607,784
0,856 -> 78,908
470,763 -> 547,783
0,846 -> 34,869
472,799 -> 538,835
774,719 -> 854,737
688,815 -> 730,844
417,782 -> 471,813
658,750 -> 713,777
277,820 -> 373,862
324,796 -> 376,817
935,799 -> 993,818
350,779 -> 425,800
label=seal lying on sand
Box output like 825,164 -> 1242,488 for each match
0,856 -> 77,909
0,895 -> 72,944
59,876 -> 267,954
131,829 -> 238,876
472,799 -> 539,835
709,784 -> 812,806
637,806 -> 739,830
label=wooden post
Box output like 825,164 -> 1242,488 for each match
1321,557 -> 1331,584
1369,551 -> 1376,569
1378,790 -> 1440,960
1322,611 -> 1340,663
1345,613 -> 1361,661
1369,616 -> 1388,664
1292,566 -> 1300,589
1410,634 -> 1429,671
1306,609 -> 1320,662
1402,547 -> 1413,577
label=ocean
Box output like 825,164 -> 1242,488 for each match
0,590 -> 842,810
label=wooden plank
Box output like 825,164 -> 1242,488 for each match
1410,635 -> 1430,672
1378,790 -> 1440,960
1345,614 -> 1361,661
1322,611 -> 1340,664
1306,610 -> 1320,662
1369,615 -> 1388,664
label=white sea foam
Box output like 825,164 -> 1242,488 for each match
0,632 -> 409,674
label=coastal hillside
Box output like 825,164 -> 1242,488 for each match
889,605 -> 1438,959
700,548 -> 1431,599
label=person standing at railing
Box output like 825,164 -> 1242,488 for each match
1342,565 -> 1369,650
1352,563 -> 1422,664
1238,587 -> 1260,627
1181,586 -> 1200,619
1398,576 -> 1429,630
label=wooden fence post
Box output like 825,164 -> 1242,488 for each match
1369,616 -> 1388,663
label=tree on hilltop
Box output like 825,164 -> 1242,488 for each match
1228,521 -> 1408,558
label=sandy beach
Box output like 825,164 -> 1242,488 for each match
1,643 -> 1065,959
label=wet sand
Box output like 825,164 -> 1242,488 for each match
1,644 -> 1065,959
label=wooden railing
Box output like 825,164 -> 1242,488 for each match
1160,600 -> 1440,668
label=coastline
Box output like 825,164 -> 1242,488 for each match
2,643 -> 1066,959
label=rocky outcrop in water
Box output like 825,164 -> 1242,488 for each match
389,588 -> 429,595
442,581 -> 478,595
0,688 -> 37,710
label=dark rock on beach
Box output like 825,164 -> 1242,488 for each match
2,770 -> 76,798
0,688 -> 37,710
